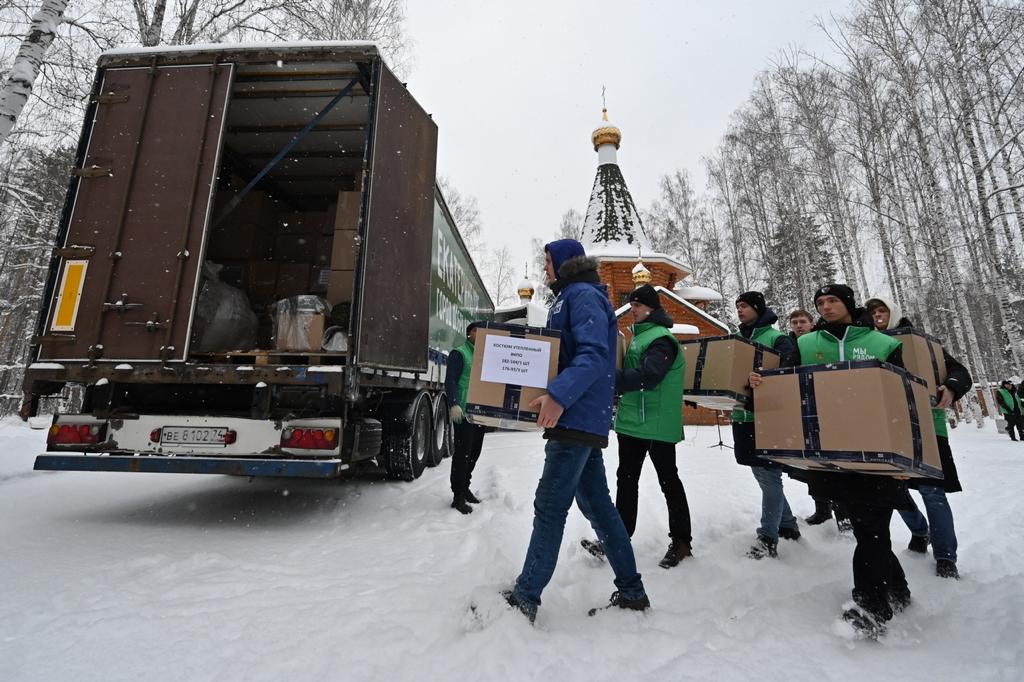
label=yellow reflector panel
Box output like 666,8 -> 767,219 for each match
51,260 -> 88,332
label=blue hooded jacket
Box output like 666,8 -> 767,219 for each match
543,240 -> 617,444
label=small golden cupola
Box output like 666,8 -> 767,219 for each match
591,107 -> 622,151
517,277 -> 535,303
631,259 -> 653,286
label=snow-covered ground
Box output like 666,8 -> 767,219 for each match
2,419 -> 1022,681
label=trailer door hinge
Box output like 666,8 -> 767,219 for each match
72,165 -> 112,179
124,313 -> 166,332
93,93 -> 130,105
54,245 -> 96,259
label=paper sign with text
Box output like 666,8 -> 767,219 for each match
480,335 -> 552,389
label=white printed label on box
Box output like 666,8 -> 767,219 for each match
480,335 -> 552,389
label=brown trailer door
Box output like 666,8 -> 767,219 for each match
353,63 -> 438,372
38,63 -> 234,363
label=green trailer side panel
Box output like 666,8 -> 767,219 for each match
429,196 -> 492,357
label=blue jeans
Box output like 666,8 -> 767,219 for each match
899,485 -> 958,562
513,440 -> 646,612
751,465 -> 798,540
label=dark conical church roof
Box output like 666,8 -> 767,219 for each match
582,109 -> 651,253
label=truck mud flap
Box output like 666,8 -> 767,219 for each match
34,454 -> 346,478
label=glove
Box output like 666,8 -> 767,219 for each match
450,405 -> 464,424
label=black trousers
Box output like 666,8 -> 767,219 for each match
848,504 -> 908,621
1005,414 -> 1024,440
615,433 -> 692,543
451,421 -> 486,497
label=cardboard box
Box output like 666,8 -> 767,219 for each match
277,211 -> 330,235
206,221 -> 274,260
331,230 -> 357,270
754,360 -> 942,479
333,191 -> 362,231
274,234 -> 319,263
882,328 -> 947,397
465,323 -> 561,431
680,334 -> 781,411
326,269 -> 354,304
248,261 -> 279,297
276,263 -> 312,298
274,311 -> 325,351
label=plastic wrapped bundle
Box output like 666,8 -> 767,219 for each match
274,295 -> 332,351
192,262 -> 258,352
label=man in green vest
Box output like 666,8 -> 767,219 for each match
445,321 -> 487,514
582,285 -> 692,569
996,379 -> 1024,441
751,284 -> 911,638
732,291 -> 800,560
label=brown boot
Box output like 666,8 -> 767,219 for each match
658,540 -> 693,568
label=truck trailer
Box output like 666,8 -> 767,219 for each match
21,42 -> 493,480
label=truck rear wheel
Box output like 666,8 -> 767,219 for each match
429,393 -> 451,467
382,391 -> 432,481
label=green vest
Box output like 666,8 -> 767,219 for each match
614,322 -> 686,443
732,325 -> 786,424
454,342 -> 474,408
796,326 -> 900,365
998,388 -> 1023,415
795,327 -> 945,434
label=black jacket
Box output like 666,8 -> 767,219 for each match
444,347 -> 466,408
616,308 -> 678,394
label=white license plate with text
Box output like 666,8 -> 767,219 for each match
161,426 -> 228,446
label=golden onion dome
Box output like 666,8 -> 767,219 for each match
591,107 -> 622,151
517,278 -> 535,299
631,259 -> 652,285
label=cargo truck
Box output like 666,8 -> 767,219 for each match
20,42 -> 493,480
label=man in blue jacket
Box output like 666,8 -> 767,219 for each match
506,239 -> 649,622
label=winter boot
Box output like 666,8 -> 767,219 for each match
464,490 -> 482,504
779,526 -> 802,541
580,538 -> 606,558
805,499 -> 832,525
841,603 -> 887,640
908,535 -> 929,554
501,590 -> 537,623
889,587 -> 912,614
588,590 -> 651,616
658,541 -> 693,568
451,497 -> 473,514
936,559 -> 960,579
746,535 -> 778,560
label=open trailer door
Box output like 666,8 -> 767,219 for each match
37,62 -> 234,363
352,62 -> 439,373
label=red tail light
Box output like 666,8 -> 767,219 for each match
150,428 -> 161,443
222,430 -> 237,445
281,427 -> 338,450
48,423 -> 106,447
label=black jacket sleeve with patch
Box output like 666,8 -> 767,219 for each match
772,333 -> 799,368
940,349 -> 972,402
616,337 -> 678,394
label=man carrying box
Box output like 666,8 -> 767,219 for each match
732,292 -> 800,560
445,321 -> 488,515
996,379 -> 1024,442
582,284 -> 692,569
505,239 -> 649,623
867,297 -> 972,579
753,284 -> 910,638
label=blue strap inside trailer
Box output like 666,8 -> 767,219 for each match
35,454 -> 346,478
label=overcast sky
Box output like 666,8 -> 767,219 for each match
404,0 -> 853,281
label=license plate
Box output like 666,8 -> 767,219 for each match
161,426 -> 228,446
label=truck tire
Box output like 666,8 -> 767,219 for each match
429,393 -> 451,466
382,391 -> 433,481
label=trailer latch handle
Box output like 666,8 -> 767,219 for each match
124,313 -> 166,332
102,293 -> 144,312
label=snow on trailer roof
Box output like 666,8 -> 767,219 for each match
98,41 -> 379,67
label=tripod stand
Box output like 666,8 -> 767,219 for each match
710,414 -> 733,450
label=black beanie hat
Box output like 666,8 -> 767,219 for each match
466,321 -> 484,336
813,284 -> 856,316
735,291 -> 767,318
627,284 -> 662,310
